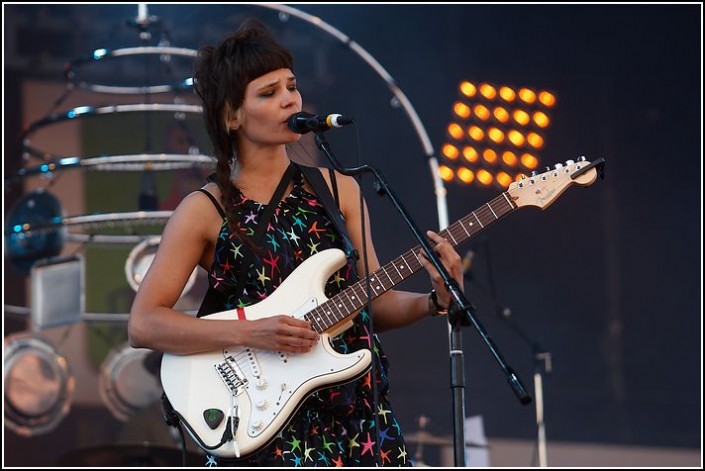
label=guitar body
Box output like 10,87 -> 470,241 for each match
160,249 -> 372,458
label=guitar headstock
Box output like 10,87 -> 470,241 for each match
507,157 -> 605,209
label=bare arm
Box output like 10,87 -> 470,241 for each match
128,190 -> 319,355
329,172 -> 464,332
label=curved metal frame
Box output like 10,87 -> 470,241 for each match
10,154 -> 215,182
21,103 -> 203,162
65,46 -> 197,95
8,211 -> 173,245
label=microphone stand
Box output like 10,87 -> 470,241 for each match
313,132 -> 531,467
483,239 -> 550,467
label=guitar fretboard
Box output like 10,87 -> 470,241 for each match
304,192 -> 516,333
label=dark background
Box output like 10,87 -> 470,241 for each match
3,3 -> 701,466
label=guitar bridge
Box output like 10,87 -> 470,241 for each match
215,356 -> 248,395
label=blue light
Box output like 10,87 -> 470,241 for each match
59,157 -> 80,165
93,48 -> 108,60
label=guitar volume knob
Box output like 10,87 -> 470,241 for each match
256,400 -> 268,410
256,378 -> 268,390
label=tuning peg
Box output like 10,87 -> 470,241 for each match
565,159 -> 575,166
577,156 -> 587,162
530,170 -> 538,177
553,163 -> 564,169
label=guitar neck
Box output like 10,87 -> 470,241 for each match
305,192 -> 516,333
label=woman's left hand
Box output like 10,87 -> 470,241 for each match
419,230 -> 464,309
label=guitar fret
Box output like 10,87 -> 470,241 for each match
445,229 -> 458,245
340,290 -> 355,316
332,295 -> 346,322
349,288 -> 361,310
315,307 -> 328,331
501,192 -> 514,208
472,212 -> 484,228
340,289 -> 356,314
353,283 -> 370,308
487,202 -> 498,219
308,308 -> 324,332
380,265 -> 394,287
399,253 -> 414,275
322,302 -> 337,329
368,276 -> 382,295
391,259 -> 403,279
459,219 -> 471,236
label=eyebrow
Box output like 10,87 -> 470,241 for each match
256,76 -> 297,91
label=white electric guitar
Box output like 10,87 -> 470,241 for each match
160,157 -> 604,458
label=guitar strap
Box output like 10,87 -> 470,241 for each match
295,163 -> 359,274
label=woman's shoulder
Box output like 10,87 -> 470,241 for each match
176,182 -> 225,218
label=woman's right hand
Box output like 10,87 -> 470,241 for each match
244,315 -> 320,353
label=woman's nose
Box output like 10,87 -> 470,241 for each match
281,90 -> 296,108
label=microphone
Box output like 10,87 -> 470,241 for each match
287,111 -> 353,134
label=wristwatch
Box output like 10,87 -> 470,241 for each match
428,289 -> 449,317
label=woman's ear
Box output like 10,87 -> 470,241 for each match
224,102 -> 242,131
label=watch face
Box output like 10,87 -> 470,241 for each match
5,189 -> 66,276
3,332 -> 74,436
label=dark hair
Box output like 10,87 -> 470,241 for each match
194,18 -> 294,234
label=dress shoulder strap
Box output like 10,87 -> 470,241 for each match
195,188 -> 225,219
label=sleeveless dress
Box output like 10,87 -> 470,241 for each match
197,167 -> 410,467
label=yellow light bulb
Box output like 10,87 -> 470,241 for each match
507,129 -> 525,147
502,150 -> 518,167
460,81 -> 477,97
457,167 -> 475,184
499,86 -> 516,102
442,143 -> 460,160
439,165 -> 454,181
512,109 -> 530,126
462,146 -> 479,163
532,111 -> 550,128
468,125 -> 485,141
473,104 -> 490,121
520,153 -> 538,169
487,127 -> 505,144
493,106 -> 509,123
518,88 -> 537,104
477,169 -> 493,186
447,123 -> 464,140
527,132 -> 544,149
453,102 -> 471,119
496,171 -> 512,188
538,90 -> 556,107
483,148 -> 498,164
479,83 -> 497,100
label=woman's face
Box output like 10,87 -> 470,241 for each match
232,67 -> 303,147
